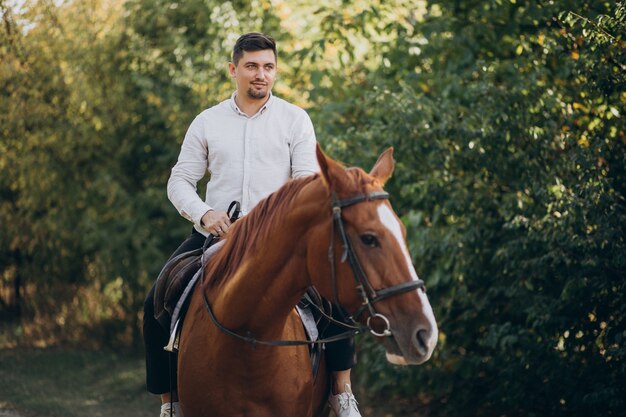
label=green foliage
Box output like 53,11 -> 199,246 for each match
309,1 -> 625,416
0,0 -> 287,344
1,0 -> 624,415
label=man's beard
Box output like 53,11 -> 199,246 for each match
247,87 -> 268,100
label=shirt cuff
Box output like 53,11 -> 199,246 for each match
183,201 -> 213,228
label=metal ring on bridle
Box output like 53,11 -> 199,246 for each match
367,313 -> 392,337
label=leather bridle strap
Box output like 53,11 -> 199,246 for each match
329,191 -> 390,320
333,191 -> 390,209
330,191 -> 425,335
352,280 -> 425,320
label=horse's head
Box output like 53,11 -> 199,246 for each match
308,145 -> 438,365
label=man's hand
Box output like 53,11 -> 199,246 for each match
201,210 -> 231,236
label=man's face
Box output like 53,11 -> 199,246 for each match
229,49 -> 277,101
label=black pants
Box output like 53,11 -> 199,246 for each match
143,229 -> 356,394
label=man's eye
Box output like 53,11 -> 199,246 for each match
360,234 -> 379,248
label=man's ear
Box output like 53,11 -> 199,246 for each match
228,62 -> 236,78
369,147 -> 395,185
316,144 -> 349,191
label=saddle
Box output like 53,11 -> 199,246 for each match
153,238 -> 212,331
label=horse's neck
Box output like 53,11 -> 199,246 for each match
210,182 -> 326,338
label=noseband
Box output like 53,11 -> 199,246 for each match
330,191 -> 425,337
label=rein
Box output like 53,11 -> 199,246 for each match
202,292 -> 362,346
201,189 -> 425,347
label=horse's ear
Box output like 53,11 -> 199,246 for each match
369,147 -> 395,185
316,143 -> 349,191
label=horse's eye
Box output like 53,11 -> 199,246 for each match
360,233 -> 379,248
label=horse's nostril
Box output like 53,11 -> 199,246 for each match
413,329 -> 429,356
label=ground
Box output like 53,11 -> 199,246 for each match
0,402 -> 22,417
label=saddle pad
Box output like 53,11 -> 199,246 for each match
169,240 -> 226,334
295,304 -> 319,342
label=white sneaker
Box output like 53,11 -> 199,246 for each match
160,402 -> 183,417
329,384 -> 362,417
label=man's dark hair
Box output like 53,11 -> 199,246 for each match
232,32 -> 277,65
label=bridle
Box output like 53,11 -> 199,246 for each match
329,191 -> 425,337
201,190 -> 425,346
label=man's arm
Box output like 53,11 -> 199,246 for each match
290,111 -> 320,178
167,114 -> 214,228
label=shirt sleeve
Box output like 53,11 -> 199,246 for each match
167,114 -> 213,226
290,111 -> 320,178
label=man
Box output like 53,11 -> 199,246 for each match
143,32 -> 362,417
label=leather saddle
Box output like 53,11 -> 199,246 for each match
153,242 -> 206,331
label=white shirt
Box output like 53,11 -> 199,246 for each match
167,93 -> 319,235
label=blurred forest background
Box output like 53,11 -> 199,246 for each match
1,0 -> 625,416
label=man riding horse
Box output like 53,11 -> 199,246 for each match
143,32 -> 363,417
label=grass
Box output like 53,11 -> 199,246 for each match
0,347 -> 418,417
0,348 -> 157,417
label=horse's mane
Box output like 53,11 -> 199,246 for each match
202,166 -> 379,288
203,174 -> 320,288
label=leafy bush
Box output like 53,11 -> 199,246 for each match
313,2 -> 626,416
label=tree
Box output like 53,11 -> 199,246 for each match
304,1 -> 626,415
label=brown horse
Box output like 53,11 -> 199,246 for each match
178,145 -> 438,417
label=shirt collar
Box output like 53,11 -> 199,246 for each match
229,92 -> 274,118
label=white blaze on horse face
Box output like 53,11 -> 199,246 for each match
376,203 -> 420,282
377,203 -> 438,351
